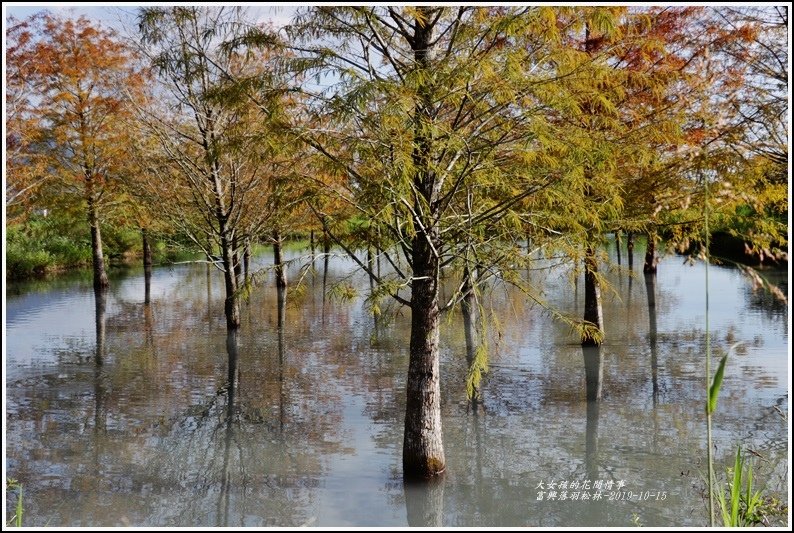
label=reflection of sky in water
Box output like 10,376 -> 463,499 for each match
5,241 -> 788,526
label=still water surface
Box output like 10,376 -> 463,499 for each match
5,240 -> 788,526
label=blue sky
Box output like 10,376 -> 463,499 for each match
4,4 -> 296,32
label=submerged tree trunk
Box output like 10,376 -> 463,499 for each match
142,228 -> 153,304
94,287 -> 107,433
404,9 -> 445,479
627,232 -> 635,270
644,231 -> 658,274
273,230 -> 287,289
94,288 -> 107,366
582,245 -> 604,346
87,194 -> 109,291
404,232 -> 445,478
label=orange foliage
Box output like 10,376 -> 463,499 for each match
7,13 -> 146,217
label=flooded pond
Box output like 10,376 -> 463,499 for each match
5,238 -> 788,526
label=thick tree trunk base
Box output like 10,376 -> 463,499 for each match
403,259 -> 445,480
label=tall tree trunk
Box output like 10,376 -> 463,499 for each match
573,258 -> 580,312
322,230 -> 331,257
367,247 -> 376,323
87,193 -> 109,290
208,138 -> 240,330
405,232 -> 445,478
627,231 -> 635,270
142,228 -> 153,304
461,266 -> 479,402
243,236 -> 251,287
322,252 -> 329,304
322,229 -> 331,317
461,269 -> 478,365
580,24 -> 602,346
273,230 -> 287,289
582,245 -> 604,346
644,231 -> 658,273
310,229 -> 315,257
404,8 -> 445,479
615,230 -> 622,266
220,227 -> 240,330
232,235 -> 242,287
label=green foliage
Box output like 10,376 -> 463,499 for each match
466,344 -> 489,401
154,238 -> 203,265
6,214 -> 91,278
708,156 -> 788,262
5,211 -> 185,280
6,478 -> 23,527
102,225 -> 141,261
715,447 -> 766,527
328,281 -> 358,302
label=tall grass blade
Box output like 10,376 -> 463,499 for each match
717,484 -> 731,526
730,447 -> 742,526
14,485 -> 23,527
745,459 -> 753,520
